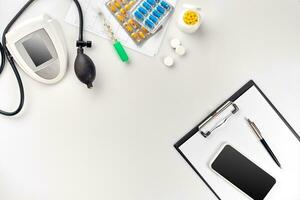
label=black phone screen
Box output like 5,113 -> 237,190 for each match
211,145 -> 276,200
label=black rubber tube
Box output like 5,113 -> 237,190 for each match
0,0 -> 85,116
0,0 -> 34,116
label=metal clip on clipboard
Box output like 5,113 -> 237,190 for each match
198,101 -> 239,138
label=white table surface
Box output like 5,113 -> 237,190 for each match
0,0 -> 299,199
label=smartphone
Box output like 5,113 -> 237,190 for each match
210,144 -> 276,200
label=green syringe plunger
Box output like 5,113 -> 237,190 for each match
113,40 -> 129,62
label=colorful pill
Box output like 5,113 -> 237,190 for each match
128,19 -> 139,29
115,0 -> 123,5
156,5 -> 165,14
114,1 -> 122,9
183,10 -> 199,25
149,15 -> 158,24
108,2 -> 118,12
120,8 -> 126,15
146,0 -> 156,6
131,32 -> 141,42
134,11 -> 144,20
152,10 -> 161,18
145,19 -> 154,29
137,31 -> 146,39
142,2 -> 152,11
120,0 -> 128,4
140,27 -> 149,34
160,1 -> 170,10
131,32 -> 139,39
116,13 -> 126,22
124,4 -> 131,11
128,0 -> 136,7
124,23 -> 134,32
138,7 -> 148,15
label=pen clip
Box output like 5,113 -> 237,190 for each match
247,118 -> 263,140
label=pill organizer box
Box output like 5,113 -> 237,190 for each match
106,0 -> 151,45
130,0 -> 174,33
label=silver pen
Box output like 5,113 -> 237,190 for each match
246,118 -> 281,168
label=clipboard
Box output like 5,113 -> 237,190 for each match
174,80 -> 300,200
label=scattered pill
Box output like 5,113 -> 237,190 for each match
163,56 -> 174,67
170,38 -> 181,48
175,45 -> 186,56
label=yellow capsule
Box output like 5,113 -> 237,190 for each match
140,27 -> 149,34
120,8 -> 126,15
128,0 -> 136,8
114,0 -> 122,9
115,0 -> 122,4
137,31 -> 146,39
128,19 -> 139,29
120,0 -> 128,4
124,23 -> 134,32
131,32 -> 141,42
116,13 -> 126,22
108,2 -> 118,13
124,4 -> 131,11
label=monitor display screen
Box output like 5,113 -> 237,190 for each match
22,33 -> 52,67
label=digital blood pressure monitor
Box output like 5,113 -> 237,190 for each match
5,14 -> 67,84
0,0 -> 96,116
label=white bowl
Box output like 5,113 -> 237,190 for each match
178,6 -> 202,33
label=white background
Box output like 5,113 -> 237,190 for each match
0,0 -> 299,200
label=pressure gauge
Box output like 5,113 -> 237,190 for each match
5,14 -> 67,84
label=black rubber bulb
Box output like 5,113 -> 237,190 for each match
74,48 -> 96,88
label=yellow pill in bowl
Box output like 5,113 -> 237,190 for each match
183,10 -> 199,25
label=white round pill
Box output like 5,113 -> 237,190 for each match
175,45 -> 186,56
163,56 -> 174,67
170,38 -> 181,48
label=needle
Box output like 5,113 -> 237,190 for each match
97,9 -> 129,62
